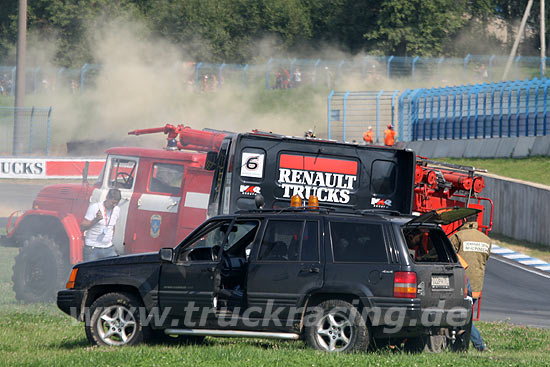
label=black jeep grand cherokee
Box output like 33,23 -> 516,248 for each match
58,207 -> 475,352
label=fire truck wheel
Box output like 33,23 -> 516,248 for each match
12,235 -> 68,303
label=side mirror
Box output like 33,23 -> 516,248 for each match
82,161 -> 89,183
159,248 -> 174,262
204,151 -> 218,171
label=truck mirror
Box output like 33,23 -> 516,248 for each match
82,161 -> 89,183
159,248 -> 174,262
205,151 -> 218,170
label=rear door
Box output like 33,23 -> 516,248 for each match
246,217 -> 324,323
324,218 -> 397,299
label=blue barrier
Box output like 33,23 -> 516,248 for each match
404,78 -> 550,141
328,78 -> 550,143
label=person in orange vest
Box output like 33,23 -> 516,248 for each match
363,126 -> 374,144
384,124 -> 397,146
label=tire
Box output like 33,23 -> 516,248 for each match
305,299 -> 370,353
451,317 -> 472,352
12,235 -> 69,303
86,292 -> 148,346
404,335 -> 428,353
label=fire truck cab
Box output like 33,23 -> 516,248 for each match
3,146 -> 212,302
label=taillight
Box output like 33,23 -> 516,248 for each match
394,271 -> 417,298
66,268 -> 78,289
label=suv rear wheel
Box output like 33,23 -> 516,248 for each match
86,292 -> 148,346
305,299 -> 369,352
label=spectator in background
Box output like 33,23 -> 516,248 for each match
324,66 -> 333,89
363,126 -> 374,144
384,124 -> 397,146
71,79 -> 78,94
293,68 -> 302,87
275,72 -> 283,89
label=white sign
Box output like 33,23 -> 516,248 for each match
463,241 -> 491,254
241,152 -> 265,178
278,168 -> 357,204
0,159 -> 46,179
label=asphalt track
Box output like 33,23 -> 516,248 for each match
481,256 -> 550,328
1,182 -> 549,328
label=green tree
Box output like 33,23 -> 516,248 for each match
364,0 -> 468,56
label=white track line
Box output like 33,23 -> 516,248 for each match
493,256 -> 550,280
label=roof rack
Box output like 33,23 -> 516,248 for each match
235,206 -> 337,215
357,209 -> 402,217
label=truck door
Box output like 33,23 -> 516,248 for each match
246,218 -> 324,323
89,155 -> 138,255
125,162 -> 186,253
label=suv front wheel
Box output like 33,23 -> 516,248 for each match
305,299 -> 370,352
86,292 -> 148,346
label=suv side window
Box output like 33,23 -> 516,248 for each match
258,220 -> 302,261
148,163 -> 184,195
178,220 -> 230,261
330,221 -> 388,263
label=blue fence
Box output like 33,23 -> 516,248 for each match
2,55 -> 550,95
328,77 -> 550,143
401,78 -> 550,141
327,91 -> 399,143
0,107 -> 54,155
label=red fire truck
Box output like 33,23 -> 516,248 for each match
1,124 -> 491,302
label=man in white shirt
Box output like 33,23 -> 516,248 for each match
81,188 -> 121,262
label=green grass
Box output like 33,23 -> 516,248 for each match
438,157 -> 550,186
1,247 -> 550,366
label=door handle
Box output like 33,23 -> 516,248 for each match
300,267 -> 320,274
201,266 -> 216,273
167,201 -> 178,209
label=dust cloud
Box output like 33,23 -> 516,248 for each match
24,16 -> 516,155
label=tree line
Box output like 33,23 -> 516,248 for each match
0,0 -> 545,67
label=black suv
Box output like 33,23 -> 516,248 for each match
57,207 -> 475,352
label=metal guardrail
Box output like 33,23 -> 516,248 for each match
0,107 -> 53,155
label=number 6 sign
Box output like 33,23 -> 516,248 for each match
241,152 -> 265,178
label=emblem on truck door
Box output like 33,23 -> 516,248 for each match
150,214 -> 162,238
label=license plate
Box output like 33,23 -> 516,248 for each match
431,275 -> 450,289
